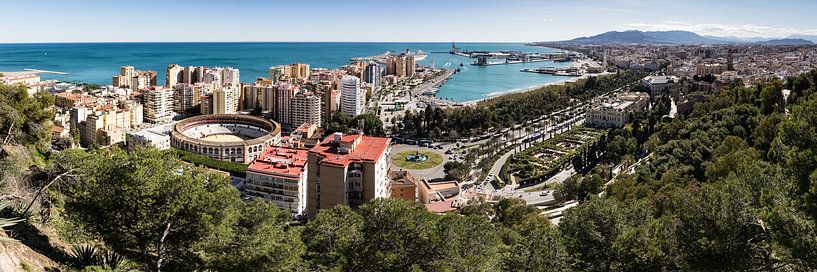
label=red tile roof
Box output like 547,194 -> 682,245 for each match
309,134 -> 390,167
247,146 -> 309,178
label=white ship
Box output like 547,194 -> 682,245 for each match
414,50 -> 427,61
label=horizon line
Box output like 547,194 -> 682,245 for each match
0,40 -> 538,45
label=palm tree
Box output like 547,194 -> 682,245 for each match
525,126 -> 535,149
0,203 -> 22,242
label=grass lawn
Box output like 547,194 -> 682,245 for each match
391,150 -> 444,170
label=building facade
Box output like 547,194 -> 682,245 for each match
291,92 -> 322,129
245,146 -> 309,215
586,92 -> 650,128
340,75 -> 364,117
306,133 -> 391,218
363,62 -> 382,86
142,86 -> 175,123
211,86 -> 240,114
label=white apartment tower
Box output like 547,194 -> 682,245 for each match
340,75 -> 364,117
143,86 -> 175,123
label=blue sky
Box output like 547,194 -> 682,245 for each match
1,0 -> 815,42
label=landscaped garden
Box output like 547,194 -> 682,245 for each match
391,150 -> 444,170
504,127 -> 606,185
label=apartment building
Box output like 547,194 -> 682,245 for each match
306,132 -> 391,218
291,92 -> 322,129
112,66 -> 156,91
245,146 -> 309,215
142,86 -> 174,123
340,75 -> 364,117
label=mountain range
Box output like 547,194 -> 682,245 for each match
534,30 -> 816,45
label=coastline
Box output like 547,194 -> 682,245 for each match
457,71 -> 612,106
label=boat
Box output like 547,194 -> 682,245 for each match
414,50 -> 427,61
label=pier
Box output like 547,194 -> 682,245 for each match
23,68 -> 70,75
472,57 -> 553,66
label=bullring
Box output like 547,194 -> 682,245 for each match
170,114 -> 281,163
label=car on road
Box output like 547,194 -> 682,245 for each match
540,191 -> 550,196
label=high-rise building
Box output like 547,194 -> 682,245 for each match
183,66 -> 205,85
405,55 -> 416,77
242,83 -> 275,112
202,67 -> 241,87
211,86 -> 240,114
271,63 -> 311,81
112,66 -> 156,91
166,64 -> 184,87
291,92 -> 322,129
221,67 -> 240,86
173,83 -> 209,113
269,65 -> 286,83
245,146 -> 309,215
307,133 -> 391,218
340,76 -> 364,117
289,63 -> 310,79
273,82 -> 298,129
142,86 -> 175,123
363,62 -> 382,86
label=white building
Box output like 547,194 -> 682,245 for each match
340,75 -> 365,117
142,86 -> 175,123
126,122 -> 175,151
641,75 -> 678,100
586,92 -> 649,128
245,146 -> 309,215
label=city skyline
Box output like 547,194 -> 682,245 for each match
2,0 -> 816,43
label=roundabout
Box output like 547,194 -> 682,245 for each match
391,150 -> 444,170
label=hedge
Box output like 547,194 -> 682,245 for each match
171,149 -> 248,178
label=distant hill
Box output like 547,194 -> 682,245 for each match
704,35 -> 767,43
754,38 -> 814,45
533,30 -> 817,45
786,34 -> 817,43
545,30 -> 724,45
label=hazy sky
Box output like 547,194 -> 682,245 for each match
2,0 -> 816,43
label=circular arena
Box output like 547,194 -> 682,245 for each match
171,114 -> 282,163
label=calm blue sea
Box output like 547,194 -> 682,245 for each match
0,42 -> 573,102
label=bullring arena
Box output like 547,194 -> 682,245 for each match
170,114 -> 281,163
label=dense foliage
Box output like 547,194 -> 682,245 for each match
0,83 -> 55,149
55,148 -> 302,271
326,112 -> 386,137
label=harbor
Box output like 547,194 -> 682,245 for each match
445,42 -> 577,67
520,58 -> 606,76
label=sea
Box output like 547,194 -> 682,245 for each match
0,42 -> 574,102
